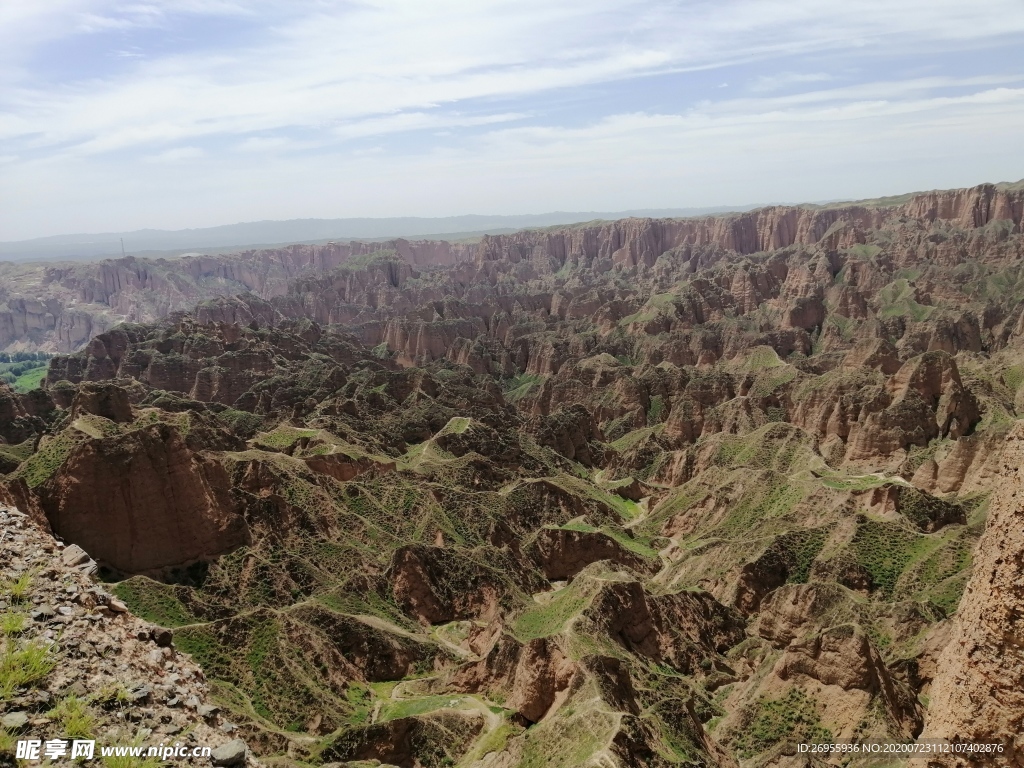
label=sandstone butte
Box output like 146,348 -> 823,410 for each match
0,179 -> 1023,767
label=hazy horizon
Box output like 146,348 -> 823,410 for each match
2,1 -> 1023,241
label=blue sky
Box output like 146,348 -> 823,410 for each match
2,0 -> 1023,240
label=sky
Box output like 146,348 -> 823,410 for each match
1,0 -> 1024,241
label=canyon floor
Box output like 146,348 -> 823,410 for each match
2,182 -> 1024,767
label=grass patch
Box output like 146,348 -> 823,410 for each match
253,425 -> 319,450
437,416 -> 471,435
610,425 -> 663,453
113,577 -> 197,627
1003,365 -> 1024,394
0,639 -> 57,701
99,732 -> 166,768
739,346 -> 784,371
1,570 -> 35,602
0,439 -> 34,468
846,243 -> 881,259
713,423 -> 808,474
647,395 -> 665,424
518,707 -> 615,768
0,359 -> 49,392
468,722 -> 517,762
513,581 -> 595,641
877,279 -> 934,321
175,609 -> 352,730
0,611 -> 27,636
216,408 -> 265,438
819,473 -> 891,491
547,474 -> 641,520
850,519 -> 942,598
773,528 -> 832,584
503,373 -> 544,402
714,476 -> 806,538
12,431 -> 86,488
377,695 -> 466,722
750,365 -> 797,398
49,695 -> 95,739
734,688 -> 832,758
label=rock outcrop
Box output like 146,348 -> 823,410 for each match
35,423 -> 249,573
923,423 -> 1024,765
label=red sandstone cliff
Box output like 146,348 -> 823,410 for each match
2,183 -> 1021,352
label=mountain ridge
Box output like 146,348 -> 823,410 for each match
0,207 -> 759,262
1,180 -> 1021,354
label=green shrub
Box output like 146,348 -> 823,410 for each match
734,688 -> 832,757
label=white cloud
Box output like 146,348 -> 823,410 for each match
5,0 -> 1024,157
145,145 -> 204,163
0,0 -> 1023,237
749,72 -> 833,92
234,136 -> 293,152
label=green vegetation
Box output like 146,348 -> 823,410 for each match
715,475 -> 805,538
0,352 -> 51,392
0,638 -> 56,701
0,439 -> 34,471
739,345 -> 784,370
850,520 -> 925,597
503,372 -> 544,402
848,518 -> 973,601
12,431 -> 86,488
898,487 -> 965,531
734,688 -> 832,758
0,568 -> 54,708
254,425 -> 319,449
1,569 -> 35,602
175,607 -> 368,730
0,611 -> 27,636
49,695 -> 96,739
548,474 -> 641,520
819,473 -> 891,491
822,312 -> 858,342
467,722 -> 518,762
217,408 -> 265,438
513,581 -> 595,641
438,416 -> 471,435
0,727 -> 15,758
559,520 -> 660,560
776,528 -> 832,584
1003,365 -> 1024,394
100,732 -> 166,768
518,707 -> 615,768
647,394 -> 665,423
750,365 -> 797,398
877,278 -> 934,321
377,695 -> 467,722
619,292 -> 678,327
846,243 -> 881,259
610,424 -> 663,453
713,423 -> 808,474
113,577 -> 197,627
71,414 -> 121,439
337,248 -> 403,272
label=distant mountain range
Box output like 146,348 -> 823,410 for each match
0,207 -> 760,262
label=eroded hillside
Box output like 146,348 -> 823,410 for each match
3,181 -> 1022,354
2,182 -> 1024,767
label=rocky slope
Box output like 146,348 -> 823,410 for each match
920,422 -> 1024,765
0,504 -> 260,767
2,180 -> 1024,767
